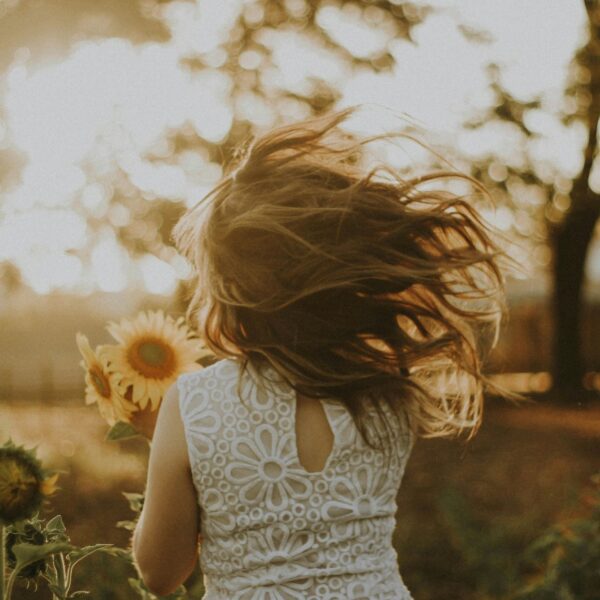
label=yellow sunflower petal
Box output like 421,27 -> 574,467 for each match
132,381 -> 149,409
40,473 -> 59,497
76,333 -> 96,367
97,344 -> 122,371
107,320 -> 126,344
146,380 -> 164,411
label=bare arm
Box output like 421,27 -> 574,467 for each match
132,383 -> 200,596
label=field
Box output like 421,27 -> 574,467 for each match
2,398 -> 599,599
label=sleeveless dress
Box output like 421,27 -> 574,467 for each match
177,358 -> 415,599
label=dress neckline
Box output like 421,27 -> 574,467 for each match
289,389 -> 340,476
246,359 -> 341,476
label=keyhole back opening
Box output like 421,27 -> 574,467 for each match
293,392 -> 336,474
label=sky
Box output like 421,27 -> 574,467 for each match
0,0 -> 591,295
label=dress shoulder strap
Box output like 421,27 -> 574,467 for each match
176,359 -> 240,469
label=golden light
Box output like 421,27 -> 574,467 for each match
2,36 -> 232,294
0,0 -> 597,294
316,4 -> 393,59
91,234 -> 129,293
138,254 -> 178,296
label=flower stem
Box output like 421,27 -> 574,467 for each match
4,568 -> 16,600
0,524 -> 5,600
51,553 -> 67,600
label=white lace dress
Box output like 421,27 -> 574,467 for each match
177,358 -> 415,599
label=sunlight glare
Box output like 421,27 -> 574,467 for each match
91,234 -> 129,293
5,163 -> 86,211
160,0 -> 243,56
0,209 -> 87,260
316,4 -> 393,59
258,29 -> 348,93
81,183 -> 111,219
0,0 -> 593,293
20,254 -> 83,294
139,254 -> 178,296
2,34 -> 233,293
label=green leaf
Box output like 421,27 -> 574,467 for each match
46,515 -> 67,534
116,519 -> 137,531
127,577 -> 188,599
162,585 -> 188,598
48,582 -> 66,596
122,491 -> 145,512
12,541 -> 74,571
128,577 -> 154,599
105,421 -> 139,441
110,547 -> 133,561
68,543 -> 115,563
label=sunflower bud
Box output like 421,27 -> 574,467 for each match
0,441 -> 57,524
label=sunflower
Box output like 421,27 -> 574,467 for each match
0,441 -> 58,524
76,333 -> 136,425
103,310 -> 210,411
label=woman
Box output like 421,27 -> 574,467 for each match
132,106 -> 508,599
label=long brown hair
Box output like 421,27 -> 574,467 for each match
173,106 -> 509,451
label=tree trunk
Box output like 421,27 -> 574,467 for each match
552,190 -> 599,396
551,1 -> 600,399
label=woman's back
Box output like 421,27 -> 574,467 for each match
132,107 -> 508,596
178,358 -> 415,599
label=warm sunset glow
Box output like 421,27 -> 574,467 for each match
0,0 -> 595,295
1,8 -> 599,599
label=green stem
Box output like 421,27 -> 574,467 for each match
47,556 -> 59,600
51,553 -> 67,600
58,552 -> 68,597
4,571 -> 15,600
0,524 -> 5,600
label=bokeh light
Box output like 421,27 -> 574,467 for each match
0,0 -> 594,295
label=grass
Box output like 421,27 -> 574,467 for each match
2,397 -> 599,599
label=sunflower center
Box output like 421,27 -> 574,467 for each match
90,367 -> 111,398
0,457 -> 40,521
139,342 -> 168,366
127,337 -> 176,379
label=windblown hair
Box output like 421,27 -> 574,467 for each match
173,106 -> 509,451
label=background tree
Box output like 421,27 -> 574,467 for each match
551,0 -> 600,399
462,0 -> 600,398
1,0 -> 598,396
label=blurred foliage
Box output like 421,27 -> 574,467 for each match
89,0 -> 437,257
4,513 -> 122,599
1,0 -> 594,311
4,499 -> 185,600
0,0 -> 562,279
436,472 -> 600,600
437,486 -> 523,598
0,0 -> 591,300
514,472 -> 600,600
14,472 -> 598,599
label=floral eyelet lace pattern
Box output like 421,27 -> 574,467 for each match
177,359 -> 415,599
